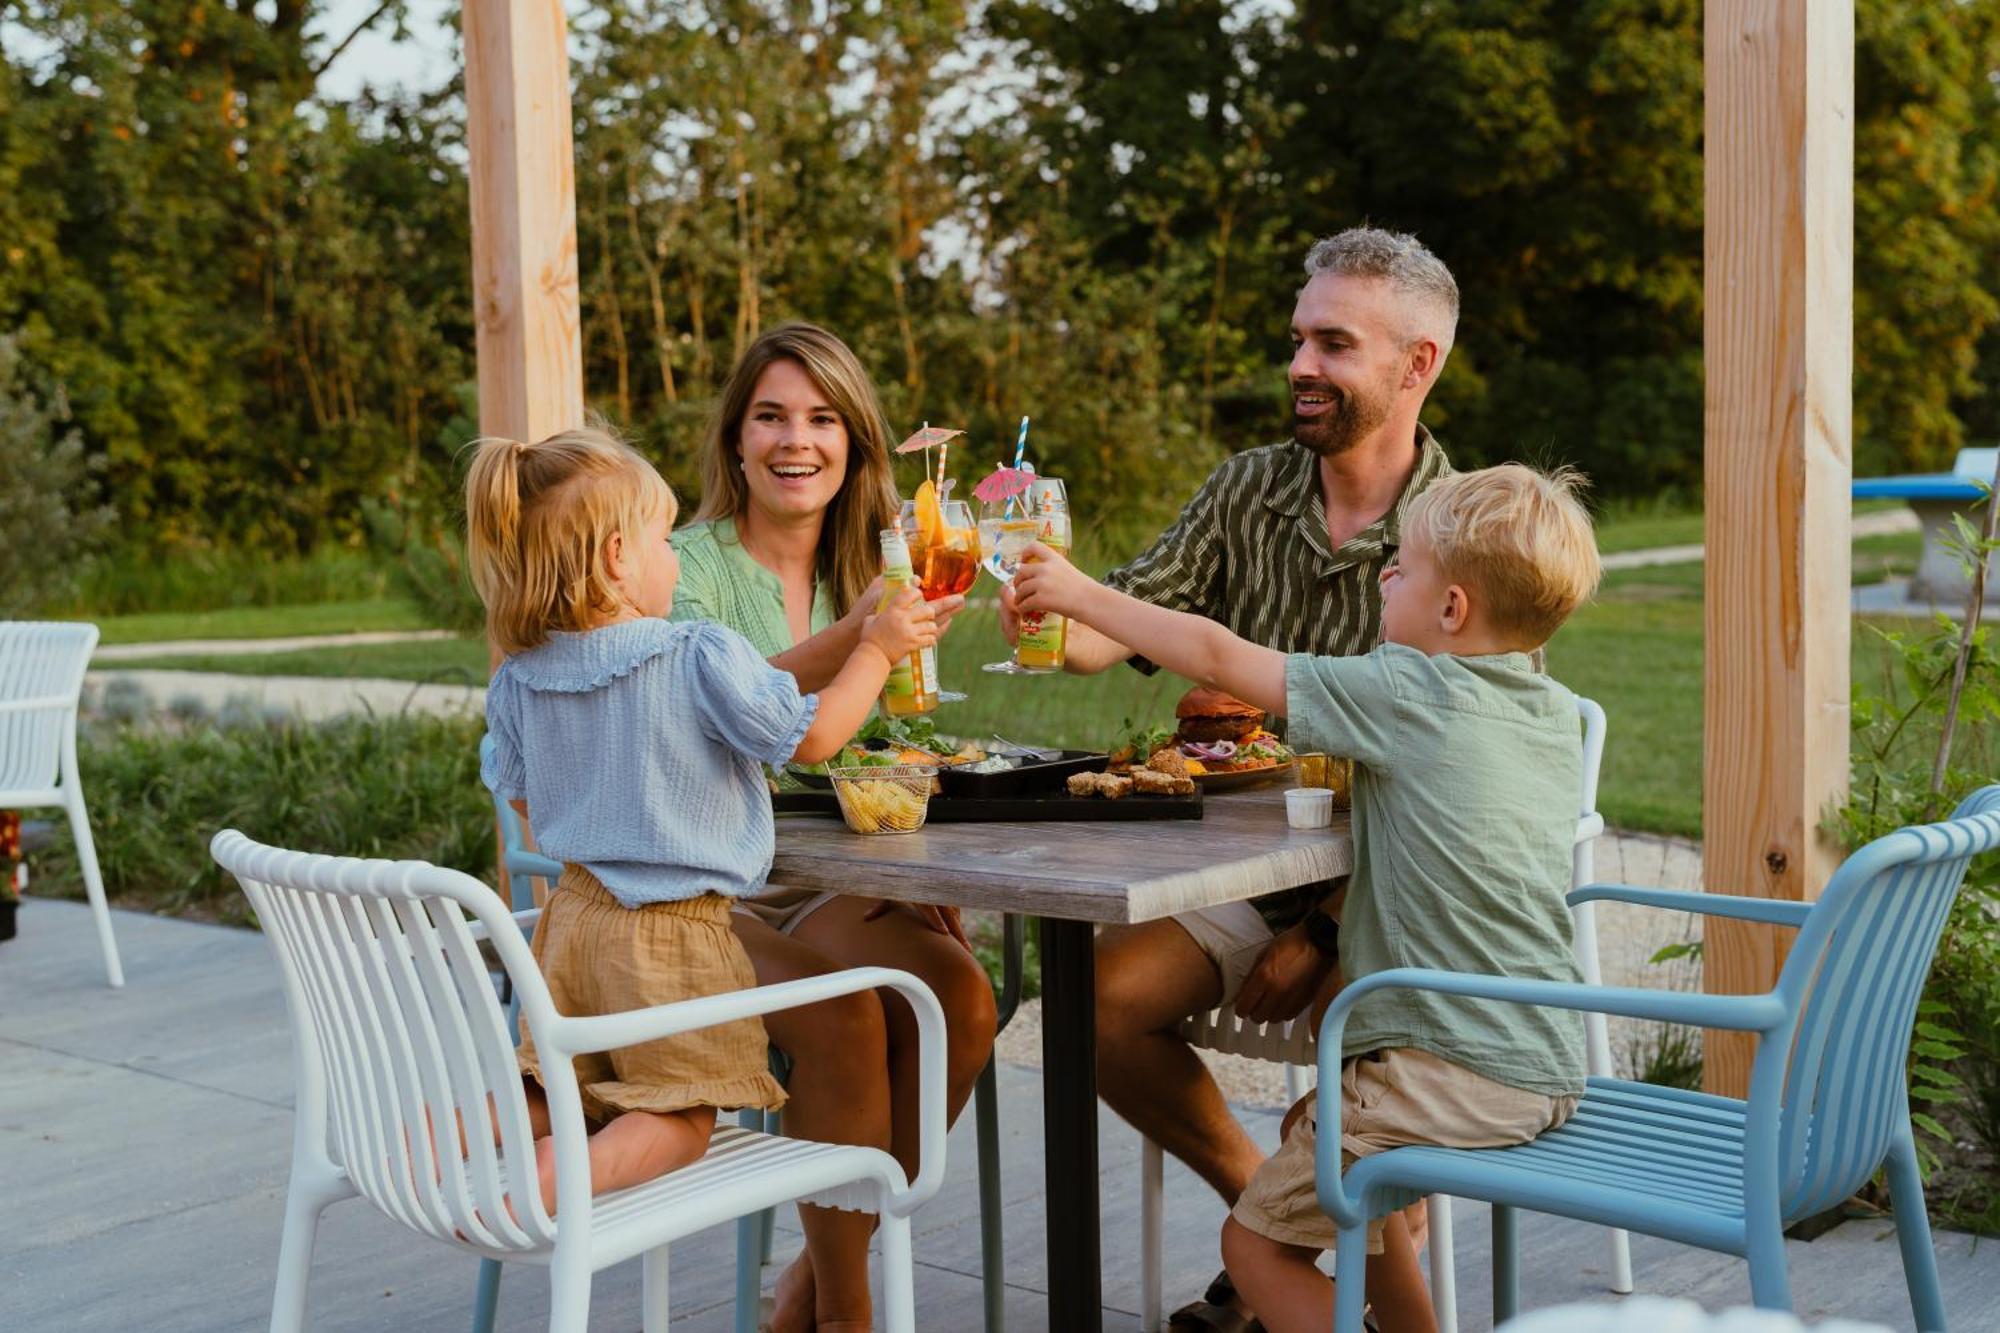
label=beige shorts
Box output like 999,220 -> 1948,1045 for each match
1171,900 -> 1276,1006
518,867 -> 788,1121
1231,1047 -> 1578,1254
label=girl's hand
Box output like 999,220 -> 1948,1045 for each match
863,899 -> 971,950
860,585 -> 938,662
996,583 -> 1023,645
1011,544 -> 1096,619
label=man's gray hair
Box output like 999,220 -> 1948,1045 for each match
1303,227 -> 1459,357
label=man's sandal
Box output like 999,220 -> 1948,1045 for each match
1166,1270 -> 1265,1333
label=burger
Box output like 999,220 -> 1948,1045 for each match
1174,686 -> 1265,745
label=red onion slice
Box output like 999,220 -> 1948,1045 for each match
1179,740 -> 1238,761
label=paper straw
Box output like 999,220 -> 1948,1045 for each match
1014,416 -> 1030,473
921,420 -> 931,487
937,433 -> 949,495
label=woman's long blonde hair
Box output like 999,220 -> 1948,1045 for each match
694,323 -> 899,617
465,423 -> 677,655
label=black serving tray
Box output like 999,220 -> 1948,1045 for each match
935,750 -> 1108,799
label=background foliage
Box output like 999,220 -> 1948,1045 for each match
3,0 -> 1999,575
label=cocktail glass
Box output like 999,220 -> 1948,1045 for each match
979,476 -> 1068,675
899,497 -> 980,702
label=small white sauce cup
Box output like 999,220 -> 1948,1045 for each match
1286,787 -> 1335,830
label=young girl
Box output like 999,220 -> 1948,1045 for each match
465,424 -> 937,1214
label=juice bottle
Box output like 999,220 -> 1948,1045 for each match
1015,496 -> 1071,672
877,527 -> 939,716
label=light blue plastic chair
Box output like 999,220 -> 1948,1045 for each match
469,736 -> 1022,1333
1312,784 -> 2000,1333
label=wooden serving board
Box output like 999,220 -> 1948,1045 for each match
772,788 -> 1202,823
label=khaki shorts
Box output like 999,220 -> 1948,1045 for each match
1171,900 -> 1276,1006
518,866 -> 788,1122
1231,1047 -> 1577,1254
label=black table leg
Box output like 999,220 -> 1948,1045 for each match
1038,915 -> 1101,1329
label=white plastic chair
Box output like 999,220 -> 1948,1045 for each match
211,829 -> 947,1333
0,621 -> 121,986
1134,696 -> 1631,1332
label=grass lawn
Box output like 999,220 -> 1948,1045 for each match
94,598 -> 431,645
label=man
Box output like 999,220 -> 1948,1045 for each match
1000,226 -> 1459,1328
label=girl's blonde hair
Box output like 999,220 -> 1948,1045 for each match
693,323 -> 899,618
465,424 -> 677,656
1404,463 -> 1601,646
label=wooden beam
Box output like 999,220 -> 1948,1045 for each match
463,0 -> 584,444
1702,0 -> 1853,1097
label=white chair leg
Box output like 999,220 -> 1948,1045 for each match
66,792 -> 123,987
268,1179 -> 341,1333
641,1247 -> 670,1333
548,1253 -> 593,1333
1427,1194 -> 1457,1333
1607,1226 -> 1633,1294
1140,1137 -> 1164,1331
1283,1061 -> 1304,1104
880,1213 -> 917,1333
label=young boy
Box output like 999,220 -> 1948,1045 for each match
1012,463 -> 1602,1333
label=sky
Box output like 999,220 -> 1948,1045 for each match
315,0 -> 460,102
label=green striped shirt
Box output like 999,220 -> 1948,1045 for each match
1105,427 -> 1451,930
1105,427 -> 1452,667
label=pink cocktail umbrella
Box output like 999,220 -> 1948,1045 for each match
971,466 -> 1035,504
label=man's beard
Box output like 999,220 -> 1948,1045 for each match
1292,376 -> 1394,458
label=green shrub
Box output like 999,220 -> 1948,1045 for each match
37,712 -> 495,927
362,497 -> 486,634
0,334 -> 115,616
60,543 -> 392,617
1838,518 -> 2000,1230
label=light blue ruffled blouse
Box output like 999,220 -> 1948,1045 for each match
481,618 -> 819,907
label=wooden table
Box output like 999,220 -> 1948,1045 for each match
771,787 -> 1353,1330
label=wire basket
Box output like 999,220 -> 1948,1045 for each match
828,764 -> 936,835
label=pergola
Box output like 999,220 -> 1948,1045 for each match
462,0 -> 1851,1105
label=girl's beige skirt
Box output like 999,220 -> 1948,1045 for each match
516,865 -> 788,1123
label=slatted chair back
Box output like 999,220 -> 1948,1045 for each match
0,621 -> 96,799
1768,787 -> 2000,1217
212,830 -> 560,1254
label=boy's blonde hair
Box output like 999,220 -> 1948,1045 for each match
465,424 -> 677,656
1403,463 -> 1601,646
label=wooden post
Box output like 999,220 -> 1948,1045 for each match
1702,0 -> 1853,1097
464,0 -> 582,896
463,0 -> 584,445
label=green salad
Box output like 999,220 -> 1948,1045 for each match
790,714 -> 959,776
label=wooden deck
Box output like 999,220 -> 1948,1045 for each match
4,897 -> 1996,1331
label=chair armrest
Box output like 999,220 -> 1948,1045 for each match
466,907 -> 542,943
1572,812 -> 1605,844
1310,967 -> 1786,1228
1567,883 -> 1813,928
506,849 -> 564,881
542,966 -> 949,1214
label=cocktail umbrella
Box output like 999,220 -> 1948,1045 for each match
972,465 -> 1035,504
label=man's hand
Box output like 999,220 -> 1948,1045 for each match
1234,924 -> 1336,1023
1012,543 -> 1098,620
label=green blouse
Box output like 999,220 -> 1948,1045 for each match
669,516 -> 837,657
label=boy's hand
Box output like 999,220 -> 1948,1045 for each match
1235,924 -> 1337,1023
1011,543 -> 1096,619
996,583 -> 1023,646
860,586 -> 938,662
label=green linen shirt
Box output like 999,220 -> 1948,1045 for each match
1104,428 -> 1451,670
668,516 -> 837,656
1285,644 -> 1588,1097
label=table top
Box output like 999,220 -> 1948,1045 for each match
1852,473 -> 1985,501
770,786 -> 1352,923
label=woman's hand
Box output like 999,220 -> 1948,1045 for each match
1011,543 -> 1098,621
859,585 -> 938,663
863,899 -> 971,950
929,593 -> 968,636
839,575 -> 888,635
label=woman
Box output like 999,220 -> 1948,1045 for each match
673,323 -> 996,1333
